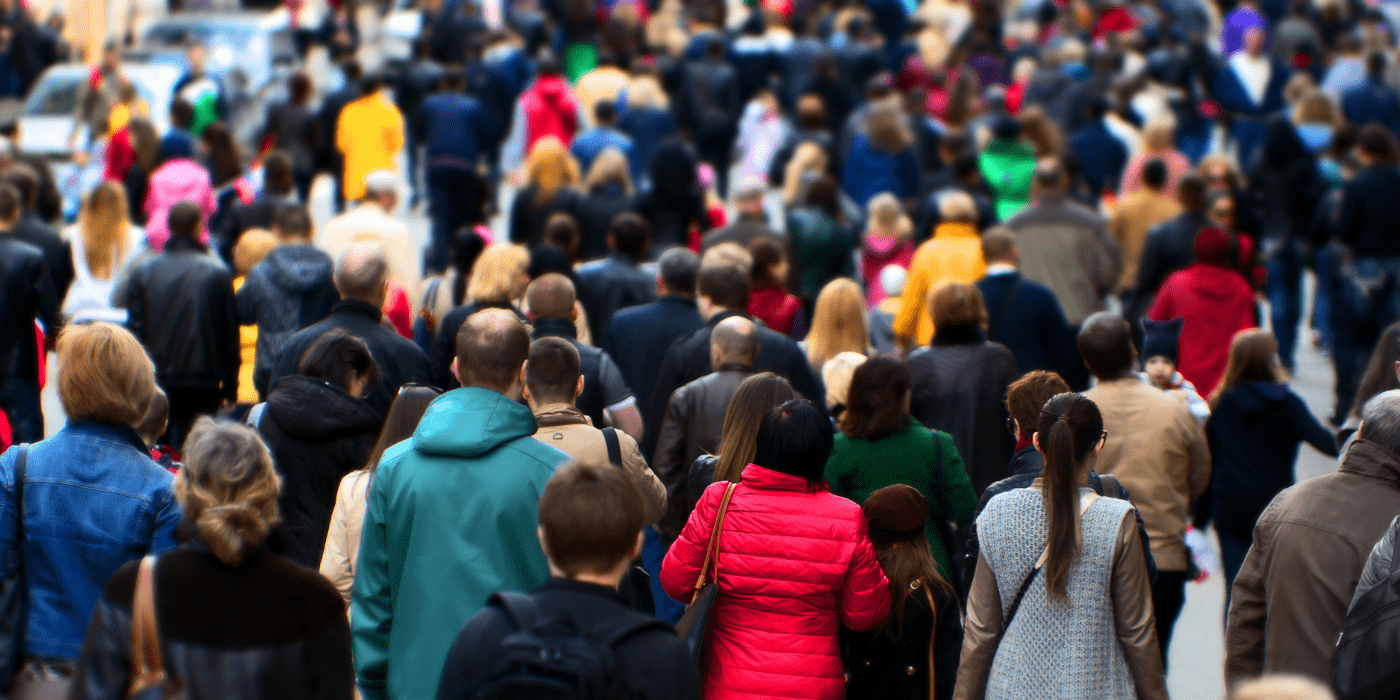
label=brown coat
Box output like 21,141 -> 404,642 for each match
1224,439 -> 1400,685
1083,376 -> 1211,571
531,403 -> 667,525
1109,189 -> 1181,293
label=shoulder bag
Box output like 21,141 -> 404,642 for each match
672,481 -> 739,673
125,556 -> 182,700
603,428 -> 656,616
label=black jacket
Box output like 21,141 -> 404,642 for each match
258,375 -> 381,568
1130,210 -> 1210,321
576,253 -> 656,344
652,365 -> 754,542
1247,117 -> 1324,247
269,300 -> 432,417
841,581 -> 961,700
976,271 -> 1082,389
509,186 -> 583,249
429,301 -> 528,389
219,193 -> 298,257
645,310 -> 824,458
263,101 -> 320,174
681,59 -> 741,137
70,539 -> 353,700
0,235 -> 59,381
126,237 -> 239,398
576,187 -> 636,261
907,326 -> 1019,496
603,296 -> 704,420
1337,164 -> 1400,259
436,577 -> 701,700
13,211 -> 73,305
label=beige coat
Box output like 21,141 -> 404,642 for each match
531,404 -> 666,525
317,202 -> 420,301
1083,376 -> 1211,571
319,469 -> 372,605
1109,189 -> 1181,293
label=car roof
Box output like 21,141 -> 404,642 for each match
142,11 -> 286,31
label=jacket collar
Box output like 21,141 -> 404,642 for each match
714,363 -> 752,374
332,299 -> 383,322
608,251 -> 642,267
931,323 -> 985,346
1339,439 -> 1400,488
534,403 -> 590,428
536,576 -> 623,601
706,309 -> 751,328
63,420 -> 149,453
164,236 -> 207,254
532,316 -> 578,341
1008,444 -> 1043,477
658,295 -> 698,309
739,463 -> 824,492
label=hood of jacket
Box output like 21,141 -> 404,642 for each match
264,245 -> 333,294
412,386 -> 538,458
1176,262 -> 1254,303
266,375 -> 381,441
532,75 -> 571,102
1227,381 -> 1290,418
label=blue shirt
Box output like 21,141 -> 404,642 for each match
570,126 -> 636,180
419,92 -> 489,168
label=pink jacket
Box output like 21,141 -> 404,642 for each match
661,464 -> 891,700
143,158 -> 216,251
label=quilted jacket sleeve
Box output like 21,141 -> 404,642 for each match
837,515 -> 892,632
661,482 -> 720,606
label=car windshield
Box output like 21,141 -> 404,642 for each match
23,74 -> 157,117
143,22 -> 258,50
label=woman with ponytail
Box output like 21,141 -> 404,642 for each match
70,417 -> 354,700
954,394 -> 1167,700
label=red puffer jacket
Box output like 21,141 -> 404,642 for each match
661,464 -> 891,700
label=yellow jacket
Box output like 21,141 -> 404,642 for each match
892,222 -> 987,346
233,276 -> 259,405
336,93 -> 405,201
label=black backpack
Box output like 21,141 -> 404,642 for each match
1332,531 -> 1400,700
479,591 -> 671,700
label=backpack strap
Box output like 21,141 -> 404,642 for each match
1098,474 -> 1125,500
489,591 -> 542,633
591,614 -> 675,650
602,427 -> 622,469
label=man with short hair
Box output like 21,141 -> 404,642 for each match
0,182 -> 59,444
576,213 -> 657,343
604,248 -> 705,422
171,42 -> 227,136
700,179 -> 779,253
1225,390 -> 1400,685
570,99 -> 636,178
1342,52 -> 1400,138
1067,95 -> 1129,197
268,242 -> 431,416
219,150 -> 299,257
1079,312 -> 1209,661
4,163 -> 71,303
1109,159 -> 1181,296
1129,173 -> 1212,324
526,273 -> 643,441
354,309 -> 569,700
126,202 -> 238,449
975,227 -> 1079,385
235,204 -> 338,399
318,169 -> 419,293
435,461 -> 701,700
1005,158 -> 1122,327
524,337 -> 665,525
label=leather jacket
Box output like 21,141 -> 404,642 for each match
0,235 -> 60,381
651,365 -> 753,542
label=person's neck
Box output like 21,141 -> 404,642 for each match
549,564 -> 628,589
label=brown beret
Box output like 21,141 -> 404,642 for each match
862,484 -> 927,545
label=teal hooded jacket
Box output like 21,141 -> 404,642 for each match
351,387 -> 569,700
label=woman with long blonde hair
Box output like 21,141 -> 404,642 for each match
579,148 -> 635,260
509,137 -> 583,248
427,243 -> 532,387
803,278 -> 871,372
64,181 -> 144,324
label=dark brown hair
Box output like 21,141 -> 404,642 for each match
929,282 -> 989,328
697,263 -> 752,310
366,385 -> 441,474
1350,323 -> 1400,419
455,309 -> 531,393
1077,312 -> 1135,379
1036,393 -> 1104,600
714,373 -> 798,483
526,337 -> 581,403
841,356 -> 911,441
748,236 -> 788,291
297,328 -> 380,394
1005,371 -> 1071,441
873,536 -> 954,642
538,461 -> 645,576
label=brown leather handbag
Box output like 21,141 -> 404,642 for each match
672,481 -> 739,673
125,556 -> 183,700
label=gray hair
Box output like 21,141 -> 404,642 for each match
1360,390 -> 1400,456
178,417 -> 281,565
334,242 -> 389,303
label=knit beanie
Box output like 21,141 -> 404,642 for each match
1140,317 -> 1185,365
862,484 -> 927,545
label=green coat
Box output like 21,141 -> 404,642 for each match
978,138 -> 1038,221
351,387 -> 569,700
824,419 -> 978,576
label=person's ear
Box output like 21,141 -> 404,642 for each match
1032,432 -> 1041,453
570,305 -> 579,322
1392,360 -> 1399,384
630,530 -> 644,560
537,526 -> 552,560
451,357 -> 463,385
574,375 -> 585,398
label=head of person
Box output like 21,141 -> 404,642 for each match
733,178 -> 767,219
340,60 -> 364,85
334,242 -> 390,308
542,213 -> 581,262
262,150 -> 294,196
867,192 -> 911,240
1228,674 -> 1337,700
658,247 -> 700,297
866,101 -> 912,154
527,137 -> 581,203
585,148 -> 633,196
1361,390 -> 1400,457
1143,119 -> 1175,153
1140,317 -> 1184,387
453,308 -> 532,399
0,182 -> 19,230
1349,323 -> 1400,419
129,118 -> 161,171
1211,329 -> 1287,407
366,384 -> 442,474
1177,173 -> 1208,214
79,180 -> 132,280
524,336 -> 583,410
797,94 -> 826,131
176,418 -> 280,566
714,373 -> 799,483
359,72 -> 383,98
289,71 -> 314,105
806,278 -> 870,369
3,163 -> 38,211
938,190 -> 978,226
167,201 -> 204,245
186,42 -> 207,72
782,142 -> 828,205
841,355 -> 912,441
979,226 -> 1018,267
1077,311 -> 1136,381
710,316 -> 759,372
297,328 -> 380,398
1142,158 -> 1169,192
169,99 -> 195,133
363,169 -> 399,210
861,484 -> 953,641
928,282 -> 989,338
1194,225 -> 1236,267
1004,370 -> 1072,442
748,236 -> 789,291
101,40 -> 120,71
1018,106 -> 1062,158
1034,392 -> 1106,600
446,226 -> 488,306
1243,26 -> 1266,57
1032,157 -> 1068,200
537,461 -> 647,586
1357,123 -> 1400,166
751,399 -> 834,490
468,243 -> 532,306
607,212 -> 650,263
1198,154 -> 1241,193
57,322 -> 157,428
821,351 -> 867,417
232,229 -> 277,278
525,272 -> 577,323
1207,191 -> 1237,232
696,262 -> 752,320
272,204 -> 313,243
135,386 -> 169,448
593,99 -> 618,127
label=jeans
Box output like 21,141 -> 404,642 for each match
1330,256 -> 1400,421
0,379 -> 43,444
1312,246 -> 1335,351
1151,569 -> 1189,667
1265,242 -> 1304,370
1217,527 -> 1253,608
162,388 -> 223,451
425,166 -> 480,274
642,526 -> 685,624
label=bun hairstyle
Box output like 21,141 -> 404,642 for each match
176,417 -> 281,566
1035,393 -> 1104,600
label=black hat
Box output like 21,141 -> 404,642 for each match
1141,317 -> 1185,365
862,484 -> 927,545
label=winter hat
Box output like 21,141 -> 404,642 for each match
1193,226 -> 1235,266
862,484 -> 927,545
1140,317 -> 1185,365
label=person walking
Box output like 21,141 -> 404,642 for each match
61,181 -> 143,325
0,183 -> 60,445
419,72 -> 491,273
603,249 -> 704,417
974,229 -> 1079,385
956,393 -> 1167,700
336,74 -> 405,207
261,72 -> 320,202
319,170 -> 419,295
893,191 -> 988,349
575,213 -> 655,343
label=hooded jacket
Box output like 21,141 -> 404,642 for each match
258,375 -> 381,568
351,387 -> 568,700
236,244 -> 338,396
978,139 -> 1037,220
521,75 -> 580,150
143,158 -> 216,252
1146,259 -> 1257,398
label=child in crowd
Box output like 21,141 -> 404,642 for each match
136,387 -> 179,473
868,265 -> 908,355
1139,318 -> 1210,425
860,193 -> 915,308
232,229 -> 278,407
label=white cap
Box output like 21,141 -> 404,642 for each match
364,169 -> 400,195
880,265 -> 907,298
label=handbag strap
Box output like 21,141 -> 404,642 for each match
1003,492 -> 1100,628
692,482 -> 739,592
127,555 -> 167,695
920,582 -> 938,700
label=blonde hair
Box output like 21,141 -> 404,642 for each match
176,418 -> 281,566
938,191 -> 977,223
929,281 -> 989,328
1229,675 -> 1336,700
701,242 -> 754,272
526,136 -> 580,204
1143,118 -> 1176,152
868,192 -> 912,239
783,142 -> 829,205
584,148 -> 633,195
79,181 -> 132,280
1294,89 -> 1341,126
233,229 -> 278,277
57,322 -> 156,426
626,75 -> 669,110
468,243 -> 531,305
806,278 -> 871,368
822,351 -> 869,410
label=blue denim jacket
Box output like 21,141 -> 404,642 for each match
0,421 -> 181,660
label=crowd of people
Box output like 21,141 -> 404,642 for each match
3,0 -> 1400,695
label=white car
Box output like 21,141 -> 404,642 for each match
17,62 -> 182,158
